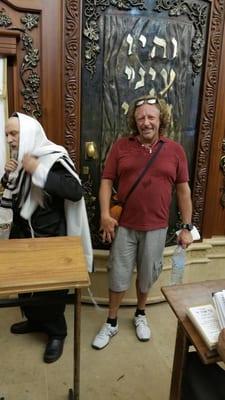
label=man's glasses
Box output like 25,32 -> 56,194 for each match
135,98 -> 158,107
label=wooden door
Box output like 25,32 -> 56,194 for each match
202,26 -> 225,237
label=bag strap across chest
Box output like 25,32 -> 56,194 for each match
123,141 -> 164,205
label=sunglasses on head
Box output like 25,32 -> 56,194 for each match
135,98 -> 159,107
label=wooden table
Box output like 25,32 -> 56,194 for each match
161,280 -> 225,400
0,236 -> 90,400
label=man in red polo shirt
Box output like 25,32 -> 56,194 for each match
92,95 -> 193,349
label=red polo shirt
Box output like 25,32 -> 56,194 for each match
102,136 -> 189,231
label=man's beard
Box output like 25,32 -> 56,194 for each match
10,147 -> 18,160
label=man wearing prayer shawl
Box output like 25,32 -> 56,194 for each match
0,113 -> 93,363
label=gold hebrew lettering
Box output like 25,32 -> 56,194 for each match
135,67 -> 146,89
127,34 -> 134,56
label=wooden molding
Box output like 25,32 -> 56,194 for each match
0,34 -> 17,55
64,0 -> 82,171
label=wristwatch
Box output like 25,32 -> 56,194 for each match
181,223 -> 193,231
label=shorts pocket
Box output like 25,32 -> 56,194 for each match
152,260 -> 163,283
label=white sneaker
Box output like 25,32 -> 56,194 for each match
133,315 -> 151,341
92,323 -> 119,349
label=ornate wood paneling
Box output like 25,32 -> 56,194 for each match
0,0 -> 82,167
0,0 -> 64,147
154,0 -> 209,81
150,1 -> 225,234
64,0 -> 82,170
83,0 -> 146,77
192,0 -> 225,232
0,3 -> 41,118
202,9 -> 225,237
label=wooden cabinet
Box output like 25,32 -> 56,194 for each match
0,0 -> 81,168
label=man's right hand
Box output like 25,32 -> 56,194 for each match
100,215 -> 118,243
4,159 -> 18,174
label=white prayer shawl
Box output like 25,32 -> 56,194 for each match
12,113 -> 93,272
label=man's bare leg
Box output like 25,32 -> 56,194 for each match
136,279 -> 148,310
108,289 -> 126,318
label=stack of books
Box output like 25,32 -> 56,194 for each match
186,290 -> 225,350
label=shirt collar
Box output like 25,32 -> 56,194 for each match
129,135 -> 166,143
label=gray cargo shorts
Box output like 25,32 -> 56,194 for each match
108,226 -> 167,293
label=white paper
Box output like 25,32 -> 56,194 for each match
176,225 -> 200,241
187,304 -> 221,348
212,291 -> 225,329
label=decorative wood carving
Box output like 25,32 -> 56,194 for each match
0,6 -> 41,118
83,0 -> 146,76
192,0 -> 225,231
153,1 -> 225,233
219,139 -> 225,207
0,7 -> 11,26
64,0 -> 81,169
154,0 -> 208,81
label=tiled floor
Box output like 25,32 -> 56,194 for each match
0,301 -> 177,400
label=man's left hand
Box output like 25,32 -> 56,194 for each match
22,153 -> 39,174
177,229 -> 193,248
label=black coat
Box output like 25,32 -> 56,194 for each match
9,162 -> 83,239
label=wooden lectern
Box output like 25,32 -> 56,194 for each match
0,236 -> 90,400
161,280 -> 225,400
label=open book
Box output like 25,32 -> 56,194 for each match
186,290 -> 225,350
